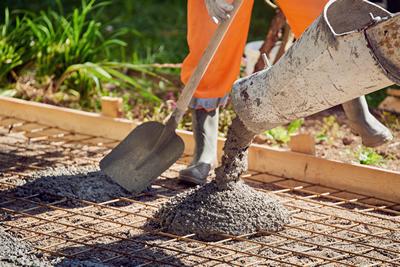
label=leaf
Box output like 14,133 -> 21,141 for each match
357,147 -> 384,166
0,89 -> 17,97
316,133 -> 328,142
287,119 -> 304,135
267,126 -> 290,144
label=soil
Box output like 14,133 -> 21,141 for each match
153,180 -> 290,241
254,106 -> 400,172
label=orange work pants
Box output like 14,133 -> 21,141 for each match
181,0 -> 328,105
181,0 -> 254,101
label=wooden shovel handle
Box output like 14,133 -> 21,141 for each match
171,0 -> 244,124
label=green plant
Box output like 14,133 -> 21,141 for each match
316,115 -> 340,144
26,0 -> 126,77
0,9 -> 26,80
57,61 -> 161,104
0,40 -> 22,79
381,110 -> 400,131
265,119 -> 304,144
356,147 -> 384,166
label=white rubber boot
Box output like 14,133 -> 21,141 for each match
179,108 -> 219,185
342,96 -> 392,147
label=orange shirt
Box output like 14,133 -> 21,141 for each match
181,0 -> 329,100
277,0 -> 329,38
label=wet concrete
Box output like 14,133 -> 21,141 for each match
154,116 -> 290,241
0,226 -> 113,267
153,180 -> 290,241
215,117 -> 256,189
0,227 -> 52,267
14,165 -> 131,204
0,225 -> 110,267
56,259 -> 110,267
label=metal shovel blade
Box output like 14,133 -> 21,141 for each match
100,121 -> 185,193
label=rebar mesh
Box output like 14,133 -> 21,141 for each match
0,116 -> 399,266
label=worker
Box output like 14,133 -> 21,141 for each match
179,0 -> 393,185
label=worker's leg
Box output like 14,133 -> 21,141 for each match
278,0 -> 392,147
179,108 -> 219,185
342,97 -> 393,147
181,0 -> 254,100
179,0 -> 254,185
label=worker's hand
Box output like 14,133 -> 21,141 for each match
205,0 -> 234,24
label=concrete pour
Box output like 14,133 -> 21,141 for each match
215,117 -> 256,188
154,180 -> 289,241
154,117 -> 290,241
14,165 -> 130,203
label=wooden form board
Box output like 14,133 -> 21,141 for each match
1,96 -> 399,203
0,96 -> 134,140
248,145 -> 400,203
379,96 -> 400,113
387,88 -> 400,97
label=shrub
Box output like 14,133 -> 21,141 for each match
25,0 -> 126,78
0,8 -> 28,80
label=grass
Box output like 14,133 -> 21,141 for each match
0,8 -> 30,81
25,0 -> 127,77
0,0 -> 277,129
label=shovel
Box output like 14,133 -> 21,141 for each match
100,0 -> 243,193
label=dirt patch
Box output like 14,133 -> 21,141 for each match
153,180 -> 290,241
13,165 -> 131,204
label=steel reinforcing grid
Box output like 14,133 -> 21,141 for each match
0,115 -> 399,266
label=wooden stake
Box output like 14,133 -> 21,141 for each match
386,88 -> 400,98
379,96 -> 400,113
101,97 -> 123,118
289,133 -> 316,155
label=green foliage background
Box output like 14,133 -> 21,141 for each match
0,0 -> 275,63
0,0 -> 395,112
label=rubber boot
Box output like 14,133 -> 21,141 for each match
179,108 -> 219,185
342,96 -> 393,147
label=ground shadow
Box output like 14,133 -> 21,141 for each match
0,149 -> 66,174
0,164 -> 188,220
0,166 -> 134,219
55,231 -> 188,267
